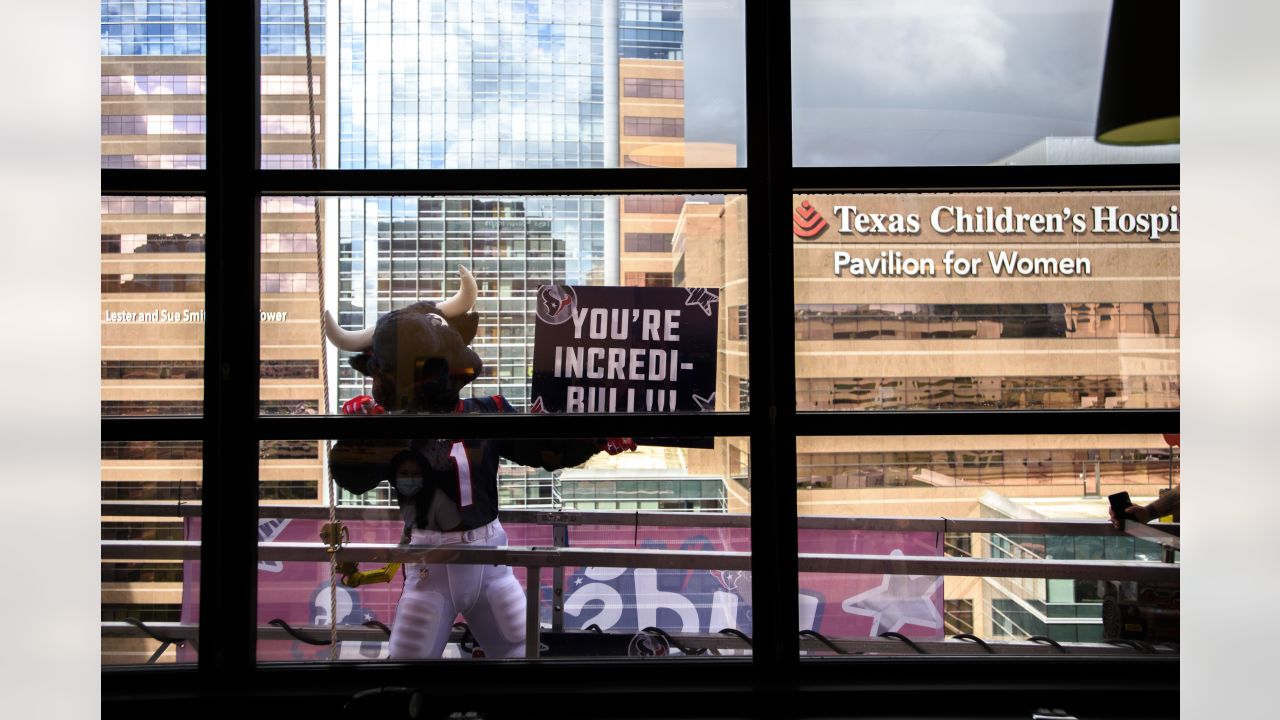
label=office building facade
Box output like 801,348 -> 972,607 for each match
100,0 -> 329,662
673,188 -> 1179,641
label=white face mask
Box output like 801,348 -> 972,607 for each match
395,474 -> 424,498
394,456 -> 425,498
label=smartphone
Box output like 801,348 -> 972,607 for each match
1108,491 -> 1133,530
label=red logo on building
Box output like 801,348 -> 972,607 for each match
793,200 -> 829,239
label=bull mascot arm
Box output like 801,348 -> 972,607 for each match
479,394 -> 636,470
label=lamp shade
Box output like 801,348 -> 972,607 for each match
1095,1 -> 1179,145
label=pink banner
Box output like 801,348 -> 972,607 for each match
179,517 -> 943,661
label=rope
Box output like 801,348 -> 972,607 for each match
300,0 -> 339,662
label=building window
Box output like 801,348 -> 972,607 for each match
623,195 -> 687,214
261,75 -> 321,95
259,360 -> 319,379
945,599 -> 974,636
623,78 -> 684,100
101,115 -> 206,136
624,271 -> 673,287
623,116 -> 684,138
101,274 -> 205,293
259,480 -> 318,501
101,360 -> 204,380
100,233 -> 206,254
623,232 -> 673,252
261,272 -> 319,294
101,75 -> 206,96
261,233 -> 318,253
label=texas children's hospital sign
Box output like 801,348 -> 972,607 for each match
793,192 -> 1180,278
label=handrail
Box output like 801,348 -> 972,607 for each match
100,502 -> 1181,538
100,622 -> 1175,657
100,540 -> 1179,583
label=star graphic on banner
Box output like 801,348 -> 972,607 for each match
692,393 -> 716,411
840,549 -> 944,635
684,287 -> 719,317
573,577 -> 584,586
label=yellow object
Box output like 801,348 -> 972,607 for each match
340,563 -> 402,588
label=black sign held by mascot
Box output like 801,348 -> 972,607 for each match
326,266 -> 634,659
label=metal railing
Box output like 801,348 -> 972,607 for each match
101,503 -> 1179,659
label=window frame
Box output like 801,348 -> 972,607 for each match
101,1 -> 1179,716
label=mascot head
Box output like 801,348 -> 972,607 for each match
323,266 -> 482,413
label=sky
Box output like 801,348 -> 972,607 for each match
683,0 -> 1175,166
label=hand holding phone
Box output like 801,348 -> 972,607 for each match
1108,491 -> 1133,530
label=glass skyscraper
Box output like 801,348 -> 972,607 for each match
331,0 -> 618,412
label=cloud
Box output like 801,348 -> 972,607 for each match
791,0 -> 1113,165
795,0 -> 1012,102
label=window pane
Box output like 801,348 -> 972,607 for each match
260,194 -> 746,415
101,196 -> 206,417
790,0 -> 1179,167
260,0 -> 746,169
792,191 -> 1179,411
797,434 -> 1179,652
101,441 -> 202,665
255,436 -> 749,661
100,1 -> 207,168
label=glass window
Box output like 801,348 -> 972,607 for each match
797,434 -> 1179,651
101,441 -> 201,665
264,194 -> 745,415
260,0 -> 745,169
101,2 -> 206,167
256,436 -> 749,661
793,191 -> 1179,411
101,196 -> 205,417
790,0 -> 1180,167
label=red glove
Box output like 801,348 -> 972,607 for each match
599,437 -> 637,455
342,394 -> 386,415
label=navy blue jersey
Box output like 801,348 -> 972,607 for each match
329,395 -> 601,529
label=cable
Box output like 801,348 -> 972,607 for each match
1107,638 -> 1154,654
878,631 -> 928,654
799,629 -> 848,655
1027,635 -> 1066,653
951,633 -> 994,653
363,620 -> 392,637
122,617 -> 183,646
641,626 -> 706,656
269,618 -> 331,646
584,624 -> 604,634
718,628 -> 753,647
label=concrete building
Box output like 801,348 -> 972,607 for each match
671,189 -> 1180,640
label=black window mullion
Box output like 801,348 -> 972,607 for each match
792,164 -> 1179,192
102,417 -> 204,442
253,412 -> 750,440
101,169 -> 209,195
795,409 -> 1179,436
257,167 -> 749,196
744,0 -> 799,679
199,0 -> 260,689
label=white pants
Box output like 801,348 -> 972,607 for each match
389,520 -> 527,659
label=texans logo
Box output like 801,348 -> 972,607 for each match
793,200 -> 829,239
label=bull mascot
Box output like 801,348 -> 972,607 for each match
325,266 -> 634,659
